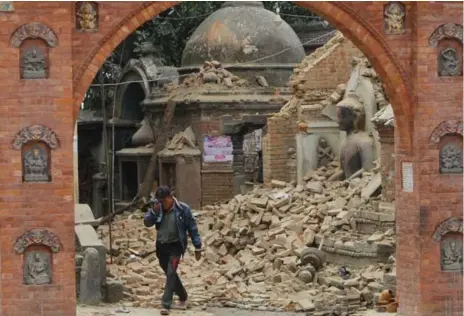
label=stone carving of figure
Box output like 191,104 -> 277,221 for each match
440,142 -> 463,173
317,137 -> 334,168
384,2 -> 406,35
76,2 -> 98,31
22,47 -> 46,79
24,145 -> 49,182
329,93 -> 374,181
441,239 -> 463,271
25,252 -> 51,285
438,48 -> 462,77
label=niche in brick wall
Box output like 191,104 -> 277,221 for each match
13,229 -> 63,285
20,39 -> 49,79
10,22 -> 58,79
439,134 -> 463,174
23,245 -> 53,285
428,23 -> 463,77
22,141 -> 51,182
12,124 -> 59,183
433,217 -> 463,273
437,39 -> 463,77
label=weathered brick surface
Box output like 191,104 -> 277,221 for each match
0,2 -> 75,316
0,2 -> 460,316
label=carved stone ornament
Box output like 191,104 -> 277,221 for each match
24,251 -> 52,285
433,217 -> 463,242
14,229 -> 63,254
438,47 -> 461,77
439,142 -> 463,174
429,120 -> 463,144
429,23 -> 463,47
23,144 -> 50,182
384,2 -> 406,35
0,2 -> 14,11
440,237 -> 463,272
317,137 -> 334,168
10,22 -> 58,48
76,2 -> 98,32
21,46 -> 47,79
12,125 -> 59,150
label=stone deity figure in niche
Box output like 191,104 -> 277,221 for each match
23,145 -> 49,182
76,2 -> 98,31
438,48 -> 461,77
22,47 -> 46,79
440,142 -> 463,173
441,238 -> 463,272
317,137 -> 334,168
329,93 -> 374,181
24,252 -> 52,285
384,2 -> 406,35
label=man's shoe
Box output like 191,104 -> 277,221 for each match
175,301 -> 187,310
160,308 -> 170,315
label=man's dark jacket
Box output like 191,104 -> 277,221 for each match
143,198 -> 202,255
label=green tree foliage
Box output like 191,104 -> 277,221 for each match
82,1 -> 323,111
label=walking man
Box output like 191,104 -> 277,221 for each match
143,186 -> 202,315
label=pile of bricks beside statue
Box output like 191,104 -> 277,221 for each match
95,163 -> 399,314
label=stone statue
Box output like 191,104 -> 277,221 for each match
76,2 -> 98,31
384,2 -> 406,35
22,47 -> 46,79
24,145 -> 49,182
438,48 -> 461,77
24,252 -> 51,285
317,137 -> 334,167
441,239 -> 463,272
440,142 -> 463,173
329,93 -> 374,181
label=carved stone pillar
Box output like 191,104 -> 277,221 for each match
231,134 -> 245,195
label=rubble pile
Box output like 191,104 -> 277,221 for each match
177,60 -> 251,89
99,163 -> 397,314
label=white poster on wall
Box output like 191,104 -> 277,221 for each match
203,136 -> 233,163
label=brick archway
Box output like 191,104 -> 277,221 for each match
72,1 -> 412,151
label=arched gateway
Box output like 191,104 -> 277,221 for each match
0,2 -> 462,316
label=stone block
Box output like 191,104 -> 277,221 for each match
75,224 -> 106,286
75,204 -> 99,226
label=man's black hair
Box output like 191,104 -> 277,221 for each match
155,185 -> 172,200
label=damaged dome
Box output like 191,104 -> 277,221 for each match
181,1 -> 305,67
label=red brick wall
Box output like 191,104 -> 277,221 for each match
0,2 -> 75,316
201,169 -> 233,206
263,110 -> 298,183
0,2 -> 459,316
291,36 -> 362,91
395,3 -> 463,315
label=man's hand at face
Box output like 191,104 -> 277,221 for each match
195,249 -> 202,261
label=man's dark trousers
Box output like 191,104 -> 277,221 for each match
156,241 -> 187,308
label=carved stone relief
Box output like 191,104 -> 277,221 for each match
440,236 -> 463,272
14,229 -> 63,254
429,120 -> 463,144
12,125 -> 59,150
433,217 -> 463,242
317,137 -> 334,168
23,144 -> 50,182
10,22 -> 58,48
0,1 -> 14,11
429,23 -> 463,47
438,47 -> 461,77
76,2 -> 98,32
440,142 -> 463,174
21,46 -> 47,79
24,251 -> 52,285
384,2 -> 406,35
